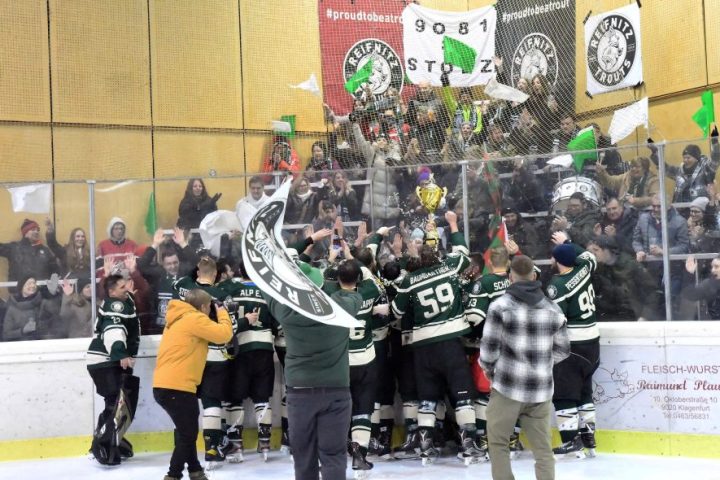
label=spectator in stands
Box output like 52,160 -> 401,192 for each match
45,221 -> 90,278
352,120 -> 402,228
97,217 -> 139,274
286,176 -> 328,226
587,236 -> 658,321
557,111 -> 580,150
2,275 -> 59,341
527,74 -> 559,139
328,171 -> 359,221
551,192 -> 601,247
593,197 -> 639,255
649,133 -> 720,203
686,196 -> 720,254
681,255 -> 720,320
633,195 -> 690,262
503,206 -> 541,259
596,156 -> 659,210
439,71 -> 485,136
410,105 -> 447,163
592,124 -> 625,176
235,175 -> 270,214
407,80 -> 448,130
262,138 -> 301,181
486,124 -> 518,173
177,178 -> 221,230
59,277 -> 93,338
444,121 -> 481,162
305,141 -> 335,182
0,219 -> 59,285
311,201 -> 339,260
508,107 -> 543,155
502,159 -> 547,213
138,229 -> 198,333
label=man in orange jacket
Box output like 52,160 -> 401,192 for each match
153,289 -> 233,480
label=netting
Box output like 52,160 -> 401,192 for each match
0,0 -> 719,329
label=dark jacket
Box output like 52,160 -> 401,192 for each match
568,208 -> 602,248
593,253 -> 659,321
0,238 -> 59,282
598,207 -> 639,255
2,292 -> 59,341
177,195 -> 218,230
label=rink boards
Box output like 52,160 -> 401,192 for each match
1,322 -> 719,461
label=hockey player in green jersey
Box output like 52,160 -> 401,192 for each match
391,211 -> 485,466
546,231 -> 600,458
217,261 -> 277,462
87,274 -> 140,465
172,257 -> 234,469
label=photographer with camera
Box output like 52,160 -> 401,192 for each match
154,289 -> 233,480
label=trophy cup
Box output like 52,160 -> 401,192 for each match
416,174 -> 447,248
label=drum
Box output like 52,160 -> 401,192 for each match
551,176 -> 602,213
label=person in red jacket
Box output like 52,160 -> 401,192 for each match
262,137 -> 300,184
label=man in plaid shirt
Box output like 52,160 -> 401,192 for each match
480,255 -> 570,480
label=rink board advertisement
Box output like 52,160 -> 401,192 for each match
596,343 -> 720,435
318,0 -> 406,114
494,0 -> 576,112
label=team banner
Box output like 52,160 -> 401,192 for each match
585,4 -> 643,95
494,0 -> 576,113
241,180 -> 362,329
318,0 -> 406,114
402,3 -> 497,87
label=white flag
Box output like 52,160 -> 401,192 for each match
609,97 -> 649,144
198,210 -> 242,258
7,184 -> 52,214
402,4 -> 497,87
288,73 -> 321,98
585,3 -> 643,95
271,120 -> 292,133
241,179 -> 362,328
484,76 -> 529,103
546,154 -> 573,169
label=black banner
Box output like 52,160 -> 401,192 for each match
495,0 -> 576,114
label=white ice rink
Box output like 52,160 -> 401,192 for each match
2,450 -> 720,480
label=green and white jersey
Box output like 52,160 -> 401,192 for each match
172,275 -> 234,362
218,278 -> 274,353
466,272 -> 510,326
391,232 -> 471,347
87,295 -> 140,370
351,267 -> 384,366
546,250 -> 599,343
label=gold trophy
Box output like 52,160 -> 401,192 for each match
416,174 -> 447,248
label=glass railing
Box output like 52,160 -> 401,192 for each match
1,135 -> 718,342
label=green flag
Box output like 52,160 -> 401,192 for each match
145,191 -> 157,237
274,114 -> 296,139
443,36 -> 477,74
692,90 -> 715,138
344,59 -> 374,94
567,126 -> 598,173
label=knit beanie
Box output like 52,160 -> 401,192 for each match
689,196 -> 710,212
75,277 -> 92,292
682,144 -> 702,161
21,219 -> 40,237
552,244 -> 577,268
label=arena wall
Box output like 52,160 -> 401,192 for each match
1,323 -> 719,461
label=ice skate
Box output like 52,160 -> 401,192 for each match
222,426 -> 243,463
118,437 -> 133,459
375,429 -> 393,460
394,429 -> 420,460
553,434 -> 586,459
350,441 -> 373,479
204,446 -> 225,470
418,428 -> 439,466
457,429 -> 488,466
257,425 -> 272,461
509,432 -> 525,459
188,470 -> 210,480
580,423 -> 597,458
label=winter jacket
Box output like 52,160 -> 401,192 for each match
0,238 -> 59,282
596,169 -> 660,209
2,292 -> 58,341
152,299 -> 233,394
354,124 -> 402,222
598,207 -> 639,255
567,208 -> 602,248
651,138 -> 720,202
60,293 -> 93,338
97,217 -> 139,260
632,209 -> 689,254
177,195 -> 218,230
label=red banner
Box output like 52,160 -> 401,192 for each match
318,0 -> 407,115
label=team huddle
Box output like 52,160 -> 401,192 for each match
84,210 -> 600,479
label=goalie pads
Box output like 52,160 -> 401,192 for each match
92,374 -> 140,465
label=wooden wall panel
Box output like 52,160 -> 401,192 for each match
50,0 -> 151,125
0,1 -> 50,122
240,0 -> 324,132
705,0 -> 720,84
150,0 -> 242,128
